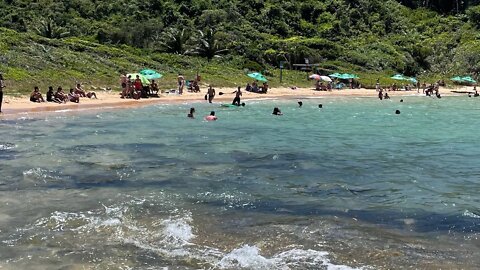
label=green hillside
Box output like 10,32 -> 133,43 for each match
2,0 -> 480,94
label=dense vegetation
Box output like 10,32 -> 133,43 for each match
2,0 -> 480,94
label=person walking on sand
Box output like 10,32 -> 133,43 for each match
207,85 -> 215,103
0,73 -> 5,113
232,86 -> 242,106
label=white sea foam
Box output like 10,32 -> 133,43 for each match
216,245 -> 364,270
0,143 -> 16,150
463,210 -> 480,219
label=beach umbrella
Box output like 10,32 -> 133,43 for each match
335,73 -> 358,80
247,72 -> 268,82
329,73 -> 342,78
391,74 -> 409,81
309,75 -> 333,82
127,73 -> 150,85
140,69 -> 163,80
343,73 -> 359,79
409,77 -> 418,84
320,76 -> 333,82
451,76 -> 464,82
461,76 -> 476,84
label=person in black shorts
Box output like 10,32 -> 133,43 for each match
232,86 -> 242,106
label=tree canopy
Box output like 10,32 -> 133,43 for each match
2,0 -> 480,77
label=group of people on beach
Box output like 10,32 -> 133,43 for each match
245,81 -> 269,93
120,74 -> 160,99
29,84 -> 97,104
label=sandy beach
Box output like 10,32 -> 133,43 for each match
0,86 -> 471,117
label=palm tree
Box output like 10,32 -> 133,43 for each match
154,27 -> 192,55
193,28 -> 228,60
34,17 -> 70,39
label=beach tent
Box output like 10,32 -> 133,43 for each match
247,72 -> 268,82
127,73 -> 150,85
140,69 -> 163,80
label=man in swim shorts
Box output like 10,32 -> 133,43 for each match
232,86 -> 242,106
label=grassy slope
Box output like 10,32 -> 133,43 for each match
0,28 -> 442,96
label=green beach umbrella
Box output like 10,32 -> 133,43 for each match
451,76 -> 463,82
329,73 -> 342,78
343,73 -> 359,79
127,73 -> 150,85
140,69 -> 163,80
461,76 -> 476,84
247,72 -> 268,82
391,74 -> 409,81
335,73 -> 359,80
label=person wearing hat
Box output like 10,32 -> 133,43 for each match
0,73 -> 5,113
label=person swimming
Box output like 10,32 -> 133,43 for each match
298,101 -> 303,107
187,108 -> 195,118
395,110 -> 401,114
272,107 -> 283,115
318,104 -> 323,108
400,99 -> 404,103
205,111 -> 218,121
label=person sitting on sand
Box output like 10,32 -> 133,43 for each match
207,85 -> 216,103
30,87 -> 45,103
205,111 -> 217,121
46,86 -> 61,103
232,86 -> 242,106
149,80 -> 159,96
272,107 -> 283,115
251,81 -> 258,92
245,83 -> 252,92
86,90 -> 97,99
55,87 -> 68,103
74,83 -> 87,97
260,82 -> 269,93
187,108 -> 195,118
68,89 -> 80,103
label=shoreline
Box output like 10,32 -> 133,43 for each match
0,87 -> 471,118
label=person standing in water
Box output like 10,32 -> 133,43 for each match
0,73 -> 5,113
207,85 -> 216,103
187,108 -> 195,118
232,86 -> 242,106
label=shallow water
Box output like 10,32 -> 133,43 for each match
0,96 -> 479,269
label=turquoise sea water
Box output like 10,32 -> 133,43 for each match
0,96 -> 479,269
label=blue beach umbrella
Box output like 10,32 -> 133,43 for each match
247,72 -> 268,82
451,76 -> 463,82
